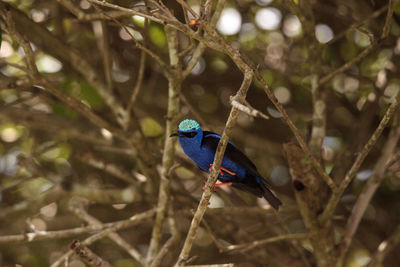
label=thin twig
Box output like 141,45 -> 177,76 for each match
88,0 -> 169,75
150,205 -> 180,267
69,198 -> 146,265
367,224 -> 400,267
70,239 -> 113,267
175,0 -> 198,19
230,99 -> 269,120
127,50 -> 146,111
50,209 -> 156,267
76,152 -> 138,184
319,0 -> 394,86
0,209 -> 156,244
320,93 -> 400,224
338,119 -> 400,263
326,5 -> 388,45
224,232 -> 313,253
182,0 -> 225,78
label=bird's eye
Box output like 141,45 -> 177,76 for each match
188,132 -> 197,137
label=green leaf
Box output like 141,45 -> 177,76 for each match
149,25 -> 167,48
61,79 -> 104,108
140,117 -> 163,137
52,103 -> 78,119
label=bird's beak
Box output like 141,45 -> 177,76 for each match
170,133 -> 180,137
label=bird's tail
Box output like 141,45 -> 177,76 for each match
258,179 -> 282,211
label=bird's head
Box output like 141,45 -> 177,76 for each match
170,119 -> 202,139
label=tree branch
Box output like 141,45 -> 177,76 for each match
320,93 -> 400,224
224,232 -> 313,253
338,119 -> 400,263
0,209 -> 155,244
175,68 -> 254,266
146,25 -> 182,264
70,239 -> 113,267
367,224 -> 400,267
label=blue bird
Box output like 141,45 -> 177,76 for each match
170,119 -> 282,210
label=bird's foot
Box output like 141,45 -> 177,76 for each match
203,181 -> 233,191
208,164 -> 236,176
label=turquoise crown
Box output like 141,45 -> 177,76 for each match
179,119 -> 200,131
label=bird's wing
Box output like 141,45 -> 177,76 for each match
202,131 -> 259,175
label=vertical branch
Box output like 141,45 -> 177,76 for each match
338,119 -> 400,263
309,75 -> 326,158
100,21 -> 113,91
174,68 -> 254,267
284,143 -> 335,267
146,25 -> 182,264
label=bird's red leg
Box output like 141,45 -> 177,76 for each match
204,164 -> 235,191
209,164 -> 236,176
203,181 -> 233,191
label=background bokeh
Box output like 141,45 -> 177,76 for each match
1,0 -> 400,266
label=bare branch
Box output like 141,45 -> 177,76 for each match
338,119 -> 400,263
255,70 -> 337,190
175,68 -> 254,266
230,99 -> 269,120
224,232 -> 313,253
367,224 -> 400,267
320,93 -> 400,224
0,209 -> 156,244
319,0 -> 395,86
70,239 -> 113,267
147,25 -> 182,264
70,198 -> 146,265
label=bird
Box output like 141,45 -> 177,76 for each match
170,119 -> 282,210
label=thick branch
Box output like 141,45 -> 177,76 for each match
147,25 -> 182,264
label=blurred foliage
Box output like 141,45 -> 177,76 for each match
0,0 -> 400,266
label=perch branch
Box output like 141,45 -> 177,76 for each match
175,68 -> 254,266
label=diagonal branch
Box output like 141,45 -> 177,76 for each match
367,224 -> 400,267
338,119 -> 400,263
255,70 -> 336,190
174,68 -> 254,267
69,198 -> 146,265
319,0 -> 395,86
320,93 -> 400,224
